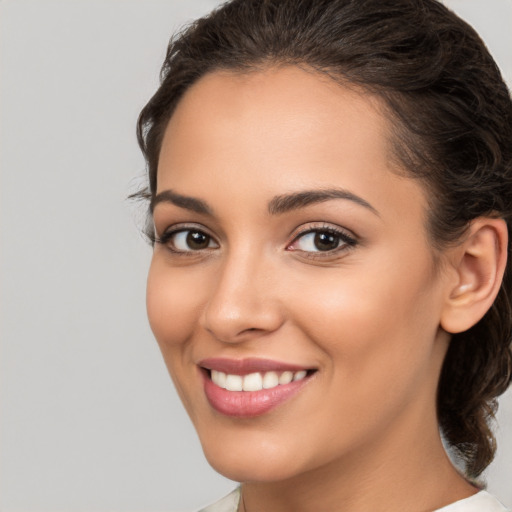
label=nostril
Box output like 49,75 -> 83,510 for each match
201,293 -> 285,343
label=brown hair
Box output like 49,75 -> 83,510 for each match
136,0 -> 512,478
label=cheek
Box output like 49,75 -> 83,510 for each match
146,258 -> 211,417
287,254 -> 443,381
281,264 -> 445,458
146,258 -> 204,350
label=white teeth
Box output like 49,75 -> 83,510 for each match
225,374 -> 243,391
211,370 -> 226,388
293,370 -> 307,381
211,369 -> 310,391
243,372 -> 263,391
263,371 -> 279,389
279,371 -> 293,385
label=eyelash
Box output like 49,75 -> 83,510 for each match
287,224 -> 358,258
155,223 -> 358,259
155,224 -> 218,256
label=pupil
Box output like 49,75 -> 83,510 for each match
187,231 -> 209,249
314,232 -> 339,251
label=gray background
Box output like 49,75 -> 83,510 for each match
1,1 -> 511,511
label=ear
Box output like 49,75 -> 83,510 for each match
440,217 -> 508,334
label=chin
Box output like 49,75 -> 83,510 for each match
200,433 -> 308,483
206,456 -> 301,484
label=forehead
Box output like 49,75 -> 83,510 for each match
162,66 -> 392,174
157,66 -> 428,226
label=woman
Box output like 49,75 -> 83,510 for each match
135,0 -> 512,510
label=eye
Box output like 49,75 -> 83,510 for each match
157,227 -> 218,253
287,227 -> 357,254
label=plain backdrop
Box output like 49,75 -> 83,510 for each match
1,1 -> 511,511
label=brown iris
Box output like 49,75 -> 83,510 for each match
186,231 -> 211,250
314,231 -> 340,251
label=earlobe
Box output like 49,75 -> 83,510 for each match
440,218 -> 508,334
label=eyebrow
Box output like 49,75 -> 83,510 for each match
151,187 -> 378,217
268,188 -> 379,216
151,189 -> 213,215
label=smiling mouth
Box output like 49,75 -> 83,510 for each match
208,369 -> 313,391
199,360 -> 317,417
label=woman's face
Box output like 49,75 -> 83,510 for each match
147,67 -> 453,483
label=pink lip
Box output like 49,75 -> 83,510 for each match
199,357 -> 310,375
199,358 -> 315,418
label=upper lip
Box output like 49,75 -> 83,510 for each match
198,357 -> 313,375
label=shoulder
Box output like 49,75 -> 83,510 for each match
197,488 -> 241,512
434,491 -> 509,512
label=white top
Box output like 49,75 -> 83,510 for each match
435,491 -> 509,511
199,488 -> 509,512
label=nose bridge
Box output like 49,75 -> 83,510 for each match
201,244 -> 282,342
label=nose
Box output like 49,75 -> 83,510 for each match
200,250 -> 284,343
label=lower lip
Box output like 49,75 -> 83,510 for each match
202,371 -> 311,418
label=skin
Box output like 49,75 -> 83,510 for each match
147,66 -> 479,511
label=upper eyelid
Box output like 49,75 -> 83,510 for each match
287,224 -> 358,255
289,222 -> 357,240
155,221 -> 358,248
156,222 -> 215,238
155,224 -> 219,248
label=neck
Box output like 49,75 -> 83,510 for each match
239,409 -> 477,512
